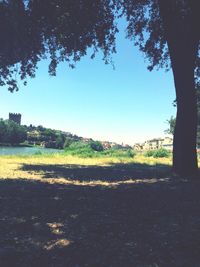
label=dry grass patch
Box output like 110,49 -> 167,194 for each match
0,154 -> 172,186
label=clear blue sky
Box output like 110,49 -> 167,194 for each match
0,23 -> 176,145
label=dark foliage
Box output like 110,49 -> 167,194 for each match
89,140 -> 104,152
0,1 -> 199,92
0,0 -> 119,92
165,116 -> 176,136
166,86 -> 200,146
0,119 -> 27,144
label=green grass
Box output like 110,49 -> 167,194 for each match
99,148 -> 136,158
1,144 -> 199,181
145,148 -> 171,158
63,141 -> 136,158
64,147 -> 136,159
0,150 -> 173,181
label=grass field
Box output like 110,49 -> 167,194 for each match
0,153 -> 200,267
0,153 -> 172,185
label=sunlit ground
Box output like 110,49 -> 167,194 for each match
0,154 -> 172,185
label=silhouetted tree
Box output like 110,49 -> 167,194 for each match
89,140 -> 104,151
166,115 -> 200,149
165,116 -> 176,136
0,119 -> 7,142
0,0 -> 118,91
43,128 -> 57,141
0,1 -> 200,175
122,1 -> 200,175
166,87 -> 200,147
55,133 -> 65,149
4,120 -> 27,144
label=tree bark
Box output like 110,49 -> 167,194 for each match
158,0 -> 199,177
172,51 -> 198,176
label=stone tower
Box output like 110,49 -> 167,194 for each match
9,113 -> 21,125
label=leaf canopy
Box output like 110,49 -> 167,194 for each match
0,0 -> 199,91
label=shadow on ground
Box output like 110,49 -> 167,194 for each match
1,163 -> 200,267
21,162 -> 171,182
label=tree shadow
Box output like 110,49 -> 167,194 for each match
1,164 -> 200,266
21,162 -> 171,183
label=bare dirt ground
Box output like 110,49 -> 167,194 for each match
0,158 -> 200,267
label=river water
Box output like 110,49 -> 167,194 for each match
0,146 -> 63,155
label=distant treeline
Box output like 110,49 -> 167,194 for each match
0,120 -> 132,151
0,119 -> 81,147
0,119 -> 107,150
63,140 -> 135,158
25,124 -> 82,149
0,119 -> 27,145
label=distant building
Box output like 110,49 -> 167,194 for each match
101,141 -> 111,149
161,136 -> 173,150
133,136 -> 173,151
81,137 -> 93,143
133,143 -> 144,151
27,130 -> 41,141
9,113 -> 21,125
143,138 -> 163,150
123,144 -> 132,149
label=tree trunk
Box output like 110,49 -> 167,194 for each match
158,0 -> 199,177
172,54 -> 198,176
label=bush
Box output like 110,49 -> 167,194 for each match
68,141 -> 88,150
55,133 -> 65,149
89,140 -> 104,151
63,137 -> 74,148
153,148 -> 170,158
127,149 -> 136,157
144,150 -> 155,157
145,148 -> 170,158
64,141 -> 95,157
64,140 -> 136,158
100,148 -> 136,158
